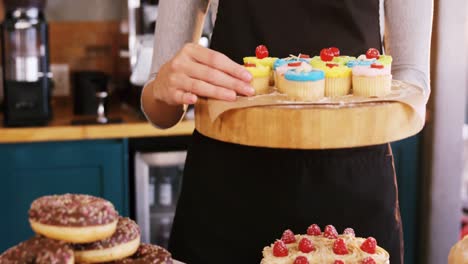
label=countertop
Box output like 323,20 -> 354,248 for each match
0,98 -> 194,144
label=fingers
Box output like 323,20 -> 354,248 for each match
184,43 -> 252,83
182,60 -> 255,96
172,90 -> 198,105
175,74 -> 236,101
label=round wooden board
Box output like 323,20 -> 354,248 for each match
195,99 -> 424,149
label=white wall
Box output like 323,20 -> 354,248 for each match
425,0 -> 468,263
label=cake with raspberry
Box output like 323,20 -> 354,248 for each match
261,224 -> 390,264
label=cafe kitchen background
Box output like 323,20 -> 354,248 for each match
0,1 -> 466,264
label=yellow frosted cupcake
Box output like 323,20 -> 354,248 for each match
243,45 -> 278,85
281,63 -> 325,101
314,63 -> 352,97
352,63 -> 392,97
244,63 -> 270,95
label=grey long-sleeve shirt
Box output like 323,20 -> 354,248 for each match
149,0 -> 433,92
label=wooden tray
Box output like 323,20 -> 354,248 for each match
195,99 -> 424,149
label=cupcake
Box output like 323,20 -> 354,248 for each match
310,47 -> 353,68
346,48 -> 380,68
315,63 -> 352,97
275,60 -> 309,93
244,63 -> 270,95
281,63 -> 325,101
352,62 -> 392,97
243,45 -> 278,85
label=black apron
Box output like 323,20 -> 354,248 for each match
169,1 -> 403,263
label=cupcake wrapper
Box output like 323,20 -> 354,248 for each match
269,71 -> 275,86
251,77 -> 270,95
325,77 -> 351,97
352,75 -> 392,97
275,74 -> 286,93
282,79 -> 325,101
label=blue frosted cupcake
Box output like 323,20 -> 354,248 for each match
282,63 -> 325,101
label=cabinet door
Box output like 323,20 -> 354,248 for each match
391,134 -> 422,264
0,140 -> 129,252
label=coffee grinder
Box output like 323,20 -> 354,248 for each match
1,0 -> 52,127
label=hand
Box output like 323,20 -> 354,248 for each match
152,43 -> 254,105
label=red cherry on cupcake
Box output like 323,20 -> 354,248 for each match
281,229 -> 296,244
366,48 -> 380,59
273,240 -> 289,257
360,237 -> 377,254
307,224 -> 322,236
329,47 -> 340,56
244,63 -> 256,67
299,54 -> 310,58
324,225 -> 338,239
362,257 -> 376,264
326,63 -> 339,68
371,63 -> 384,69
255,45 -> 269,59
288,62 -> 302,67
294,256 -> 309,264
333,238 -> 349,255
320,48 -> 334,62
298,238 -> 316,253
334,261 -> 345,264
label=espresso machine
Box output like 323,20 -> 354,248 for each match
1,0 -> 52,127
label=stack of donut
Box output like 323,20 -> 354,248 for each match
0,193 -> 173,264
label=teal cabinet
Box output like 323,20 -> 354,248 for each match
0,140 -> 129,252
391,134 -> 422,264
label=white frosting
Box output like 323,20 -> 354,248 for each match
357,54 -> 377,62
276,62 -> 310,75
352,65 -> 392,77
261,234 -> 390,264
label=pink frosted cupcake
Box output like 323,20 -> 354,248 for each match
352,63 -> 392,97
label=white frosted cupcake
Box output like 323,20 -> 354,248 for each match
352,63 -> 392,97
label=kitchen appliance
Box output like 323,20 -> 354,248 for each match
1,0 -> 52,127
72,71 -> 109,116
134,151 -> 186,247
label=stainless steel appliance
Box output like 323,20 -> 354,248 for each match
134,151 -> 186,247
1,0 -> 52,126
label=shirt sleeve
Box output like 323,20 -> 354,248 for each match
384,0 -> 434,93
149,0 -> 202,79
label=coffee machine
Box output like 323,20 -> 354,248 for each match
1,0 -> 52,127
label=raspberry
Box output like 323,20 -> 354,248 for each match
362,257 -> 376,264
298,238 -> 316,253
360,237 -> 377,254
281,229 -> 296,244
343,228 -> 355,237
307,224 -> 322,236
334,261 -> 345,264
293,256 -> 309,264
324,225 -> 338,239
273,240 -> 289,257
333,238 -> 349,255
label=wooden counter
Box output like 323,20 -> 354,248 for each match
0,98 -> 194,144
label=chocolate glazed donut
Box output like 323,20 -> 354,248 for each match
73,217 -> 141,263
109,244 -> 173,264
0,236 -> 74,264
29,194 -> 119,243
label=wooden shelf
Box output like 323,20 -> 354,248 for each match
0,98 -> 194,144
